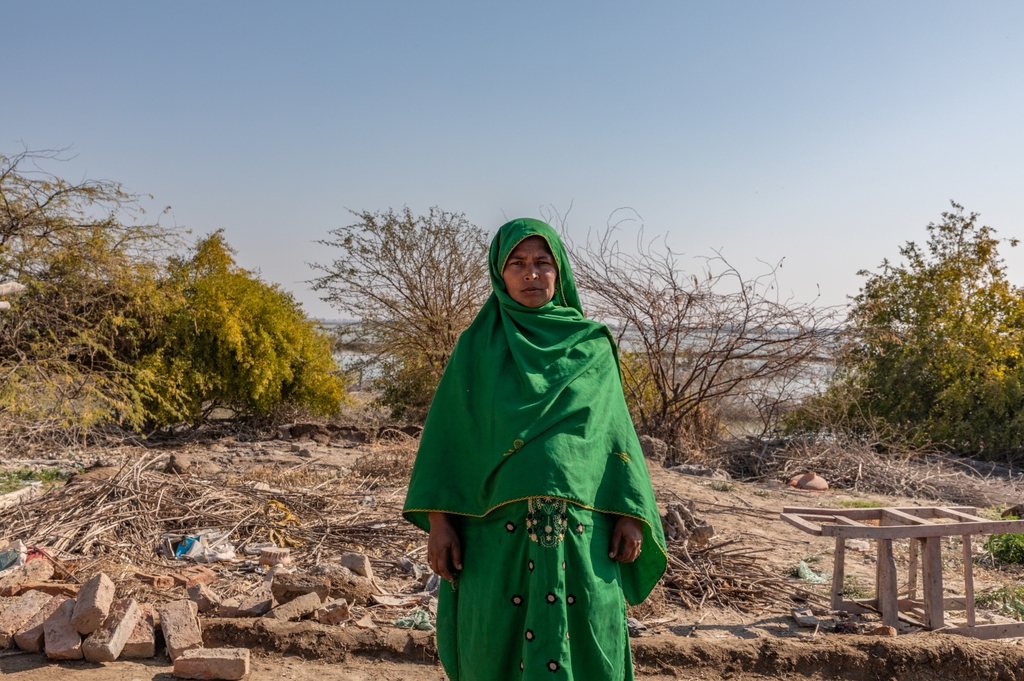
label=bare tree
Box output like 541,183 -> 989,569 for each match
310,207 -> 490,420
566,217 -> 838,459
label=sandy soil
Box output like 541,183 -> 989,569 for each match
4,432 -> 1024,680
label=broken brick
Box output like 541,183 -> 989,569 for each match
263,591 -> 321,621
121,604 -> 156,659
82,597 -> 141,662
173,647 -> 250,680
14,593 -> 62,652
71,572 -> 115,635
159,599 -> 202,660
43,597 -> 83,660
187,581 -> 221,614
271,572 -> 330,605
0,590 -> 52,647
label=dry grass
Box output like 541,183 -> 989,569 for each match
226,463 -> 340,489
352,440 -> 417,480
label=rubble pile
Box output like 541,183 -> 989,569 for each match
0,447 -> 438,676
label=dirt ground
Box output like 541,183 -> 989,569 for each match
3,430 -> 1024,680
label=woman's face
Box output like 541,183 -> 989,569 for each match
502,236 -> 557,308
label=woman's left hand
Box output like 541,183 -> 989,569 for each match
609,515 -> 643,563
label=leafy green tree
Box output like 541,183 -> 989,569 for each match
826,202 -> 1024,458
311,208 -> 490,421
144,231 -> 347,423
0,149 -> 179,432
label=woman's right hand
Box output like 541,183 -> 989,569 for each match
427,512 -> 463,582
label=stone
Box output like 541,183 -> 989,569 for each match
121,604 -> 156,658
236,586 -> 272,617
165,453 -> 193,474
297,448 -> 313,458
638,435 -> 668,462
159,600 -> 203,660
14,593 -> 61,652
0,558 -> 55,593
308,563 -> 375,605
82,597 -> 141,662
791,608 -> 819,627
70,572 -> 115,635
187,582 -> 221,614
315,599 -> 350,625
271,572 -> 330,605
173,647 -> 250,680
846,539 -> 871,551
340,553 -> 374,580
865,625 -> 898,636
263,591 -> 321,621
0,590 -> 52,647
43,597 -> 83,660
258,546 -> 291,567
217,598 -> 240,618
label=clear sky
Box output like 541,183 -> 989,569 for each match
3,1 -> 1022,318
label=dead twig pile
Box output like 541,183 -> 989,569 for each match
0,454 -> 418,572
661,537 -> 826,613
724,438 -> 1023,507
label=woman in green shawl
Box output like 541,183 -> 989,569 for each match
403,218 -> 666,681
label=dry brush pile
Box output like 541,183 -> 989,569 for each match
0,452 -> 420,579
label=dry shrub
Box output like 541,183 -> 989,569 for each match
353,439 -> 417,481
727,437 -> 1023,507
226,464 -> 340,489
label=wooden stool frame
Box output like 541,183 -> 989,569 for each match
781,505 -> 1024,639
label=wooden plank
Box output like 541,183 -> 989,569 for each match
783,506 -> 885,520
819,518 -> 1024,539
907,538 -> 919,600
831,537 -> 846,609
922,537 -> 944,629
876,538 -> 900,628
933,508 -> 986,523
783,506 -> 975,520
835,516 -> 863,527
779,513 -> 823,536
897,597 -> 967,611
798,514 -> 845,523
942,622 -> 1024,640
838,598 -> 879,615
963,535 -> 975,627
883,508 -> 934,525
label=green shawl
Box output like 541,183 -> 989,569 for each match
403,218 -> 667,604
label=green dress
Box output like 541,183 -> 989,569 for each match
403,219 -> 666,681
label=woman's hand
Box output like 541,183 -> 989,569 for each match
609,515 -> 643,563
427,512 -> 463,582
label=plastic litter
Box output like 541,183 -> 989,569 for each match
163,529 -> 237,563
796,560 -> 830,583
394,608 -> 434,631
0,540 -> 27,575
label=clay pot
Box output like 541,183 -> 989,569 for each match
788,472 -> 829,491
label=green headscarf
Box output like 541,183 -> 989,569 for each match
403,218 -> 666,604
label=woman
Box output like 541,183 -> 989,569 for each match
403,218 -> 666,681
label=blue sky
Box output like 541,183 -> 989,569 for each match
3,1 -> 1022,318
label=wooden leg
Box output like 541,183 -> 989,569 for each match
922,537 -> 944,629
962,535 -> 975,627
876,538 -> 899,628
831,536 -> 846,609
907,538 -> 919,600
